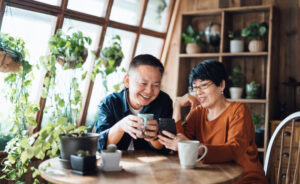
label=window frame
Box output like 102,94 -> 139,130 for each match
0,0 -> 175,132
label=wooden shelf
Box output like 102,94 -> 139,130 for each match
177,5 -> 275,159
227,99 -> 266,103
222,52 -> 268,57
179,53 -> 220,58
179,52 -> 268,58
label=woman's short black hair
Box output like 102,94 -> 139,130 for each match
129,54 -> 164,75
189,59 -> 228,87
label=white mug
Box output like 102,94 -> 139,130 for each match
178,140 -> 208,169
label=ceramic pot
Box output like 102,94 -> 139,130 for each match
186,43 -> 201,54
246,82 -> 261,99
70,155 -> 97,175
57,49 -> 88,69
230,40 -> 244,53
229,87 -> 243,99
248,40 -> 265,52
0,51 -> 22,73
255,128 -> 264,148
59,133 -> 100,161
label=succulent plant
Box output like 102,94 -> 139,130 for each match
107,144 -> 117,152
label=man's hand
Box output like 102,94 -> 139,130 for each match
144,120 -> 159,142
117,115 -> 144,139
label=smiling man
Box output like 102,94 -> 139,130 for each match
94,54 -> 173,151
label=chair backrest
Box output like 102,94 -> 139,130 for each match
264,111 -> 300,184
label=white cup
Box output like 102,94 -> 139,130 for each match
178,140 -> 208,169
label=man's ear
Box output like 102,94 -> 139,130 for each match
124,74 -> 130,88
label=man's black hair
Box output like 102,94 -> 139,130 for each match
189,59 -> 228,87
129,54 -> 164,75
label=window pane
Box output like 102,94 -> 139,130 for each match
1,7 -> 57,103
41,19 -> 102,126
33,0 -> 62,6
85,28 -> 136,127
0,7 -> 57,149
135,34 -> 163,58
142,0 -> 171,32
110,0 -> 141,26
67,0 -> 107,17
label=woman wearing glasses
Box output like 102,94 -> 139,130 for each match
158,60 -> 267,183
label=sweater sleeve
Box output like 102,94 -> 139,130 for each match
203,104 -> 253,163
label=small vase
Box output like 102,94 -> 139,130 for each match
248,40 -> 265,52
186,43 -> 201,54
230,40 -> 244,53
229,87 -> 243,99
246,82 -> 261,99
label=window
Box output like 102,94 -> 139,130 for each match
0,0 -> 174,149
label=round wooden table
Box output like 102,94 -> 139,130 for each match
39,151 -> 243,184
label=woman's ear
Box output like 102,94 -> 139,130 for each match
124,74 -> 130,88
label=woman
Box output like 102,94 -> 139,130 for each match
158,60 -> 267,183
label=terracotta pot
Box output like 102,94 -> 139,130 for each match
0,51 -> 22,73
186,43 -> 201,54
229,87 -> 243,99
248,40 -> 265,52
230,40 -> 244,53
57,49 -> 88,69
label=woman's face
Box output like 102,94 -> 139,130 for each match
192,79 -> 225,109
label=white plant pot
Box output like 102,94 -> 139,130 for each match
186,43 -> 201,54
248,40 -> 265,52
229,87 -> 243,99
230,40 -> 244,53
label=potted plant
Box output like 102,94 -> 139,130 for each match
70,150 -> 97,175
241,22 -> 268,52
101,144 -> 122,171
181,25 -> 205,54
1,29 -> 94,183
91,35 -> 124,93
228,30 -> 244,53
246,81 -> 261,99
49,28 -> 92,69
251,113 -> 265,148
228,65 -> 245,99
0,32 -> 30,72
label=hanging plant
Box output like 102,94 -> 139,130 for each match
48,28 -> 92,69
91,35 -> 125,93
0,32 -> 30,72
1,28 -> 92,183
156,0 -> 167,24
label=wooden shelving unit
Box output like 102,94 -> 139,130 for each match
176,5 -> 276,158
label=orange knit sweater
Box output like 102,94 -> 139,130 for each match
176,102 -> 268,184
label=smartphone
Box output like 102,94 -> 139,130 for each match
158,118 -> 177,136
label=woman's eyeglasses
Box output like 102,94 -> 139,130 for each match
188,82 -> 213,93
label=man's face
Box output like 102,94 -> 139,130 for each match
125,65 -> 162,110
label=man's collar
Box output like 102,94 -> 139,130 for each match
122,88 -> 130,113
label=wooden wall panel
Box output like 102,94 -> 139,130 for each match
162,0 -> 299,119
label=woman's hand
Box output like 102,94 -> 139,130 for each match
158,131 -> 189,151
174,93 -> 200,110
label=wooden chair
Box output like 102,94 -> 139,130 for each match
264,111 -> 300,184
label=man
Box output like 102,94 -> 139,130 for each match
94,54 -> 173,151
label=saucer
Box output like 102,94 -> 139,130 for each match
99,164 -> 122,172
